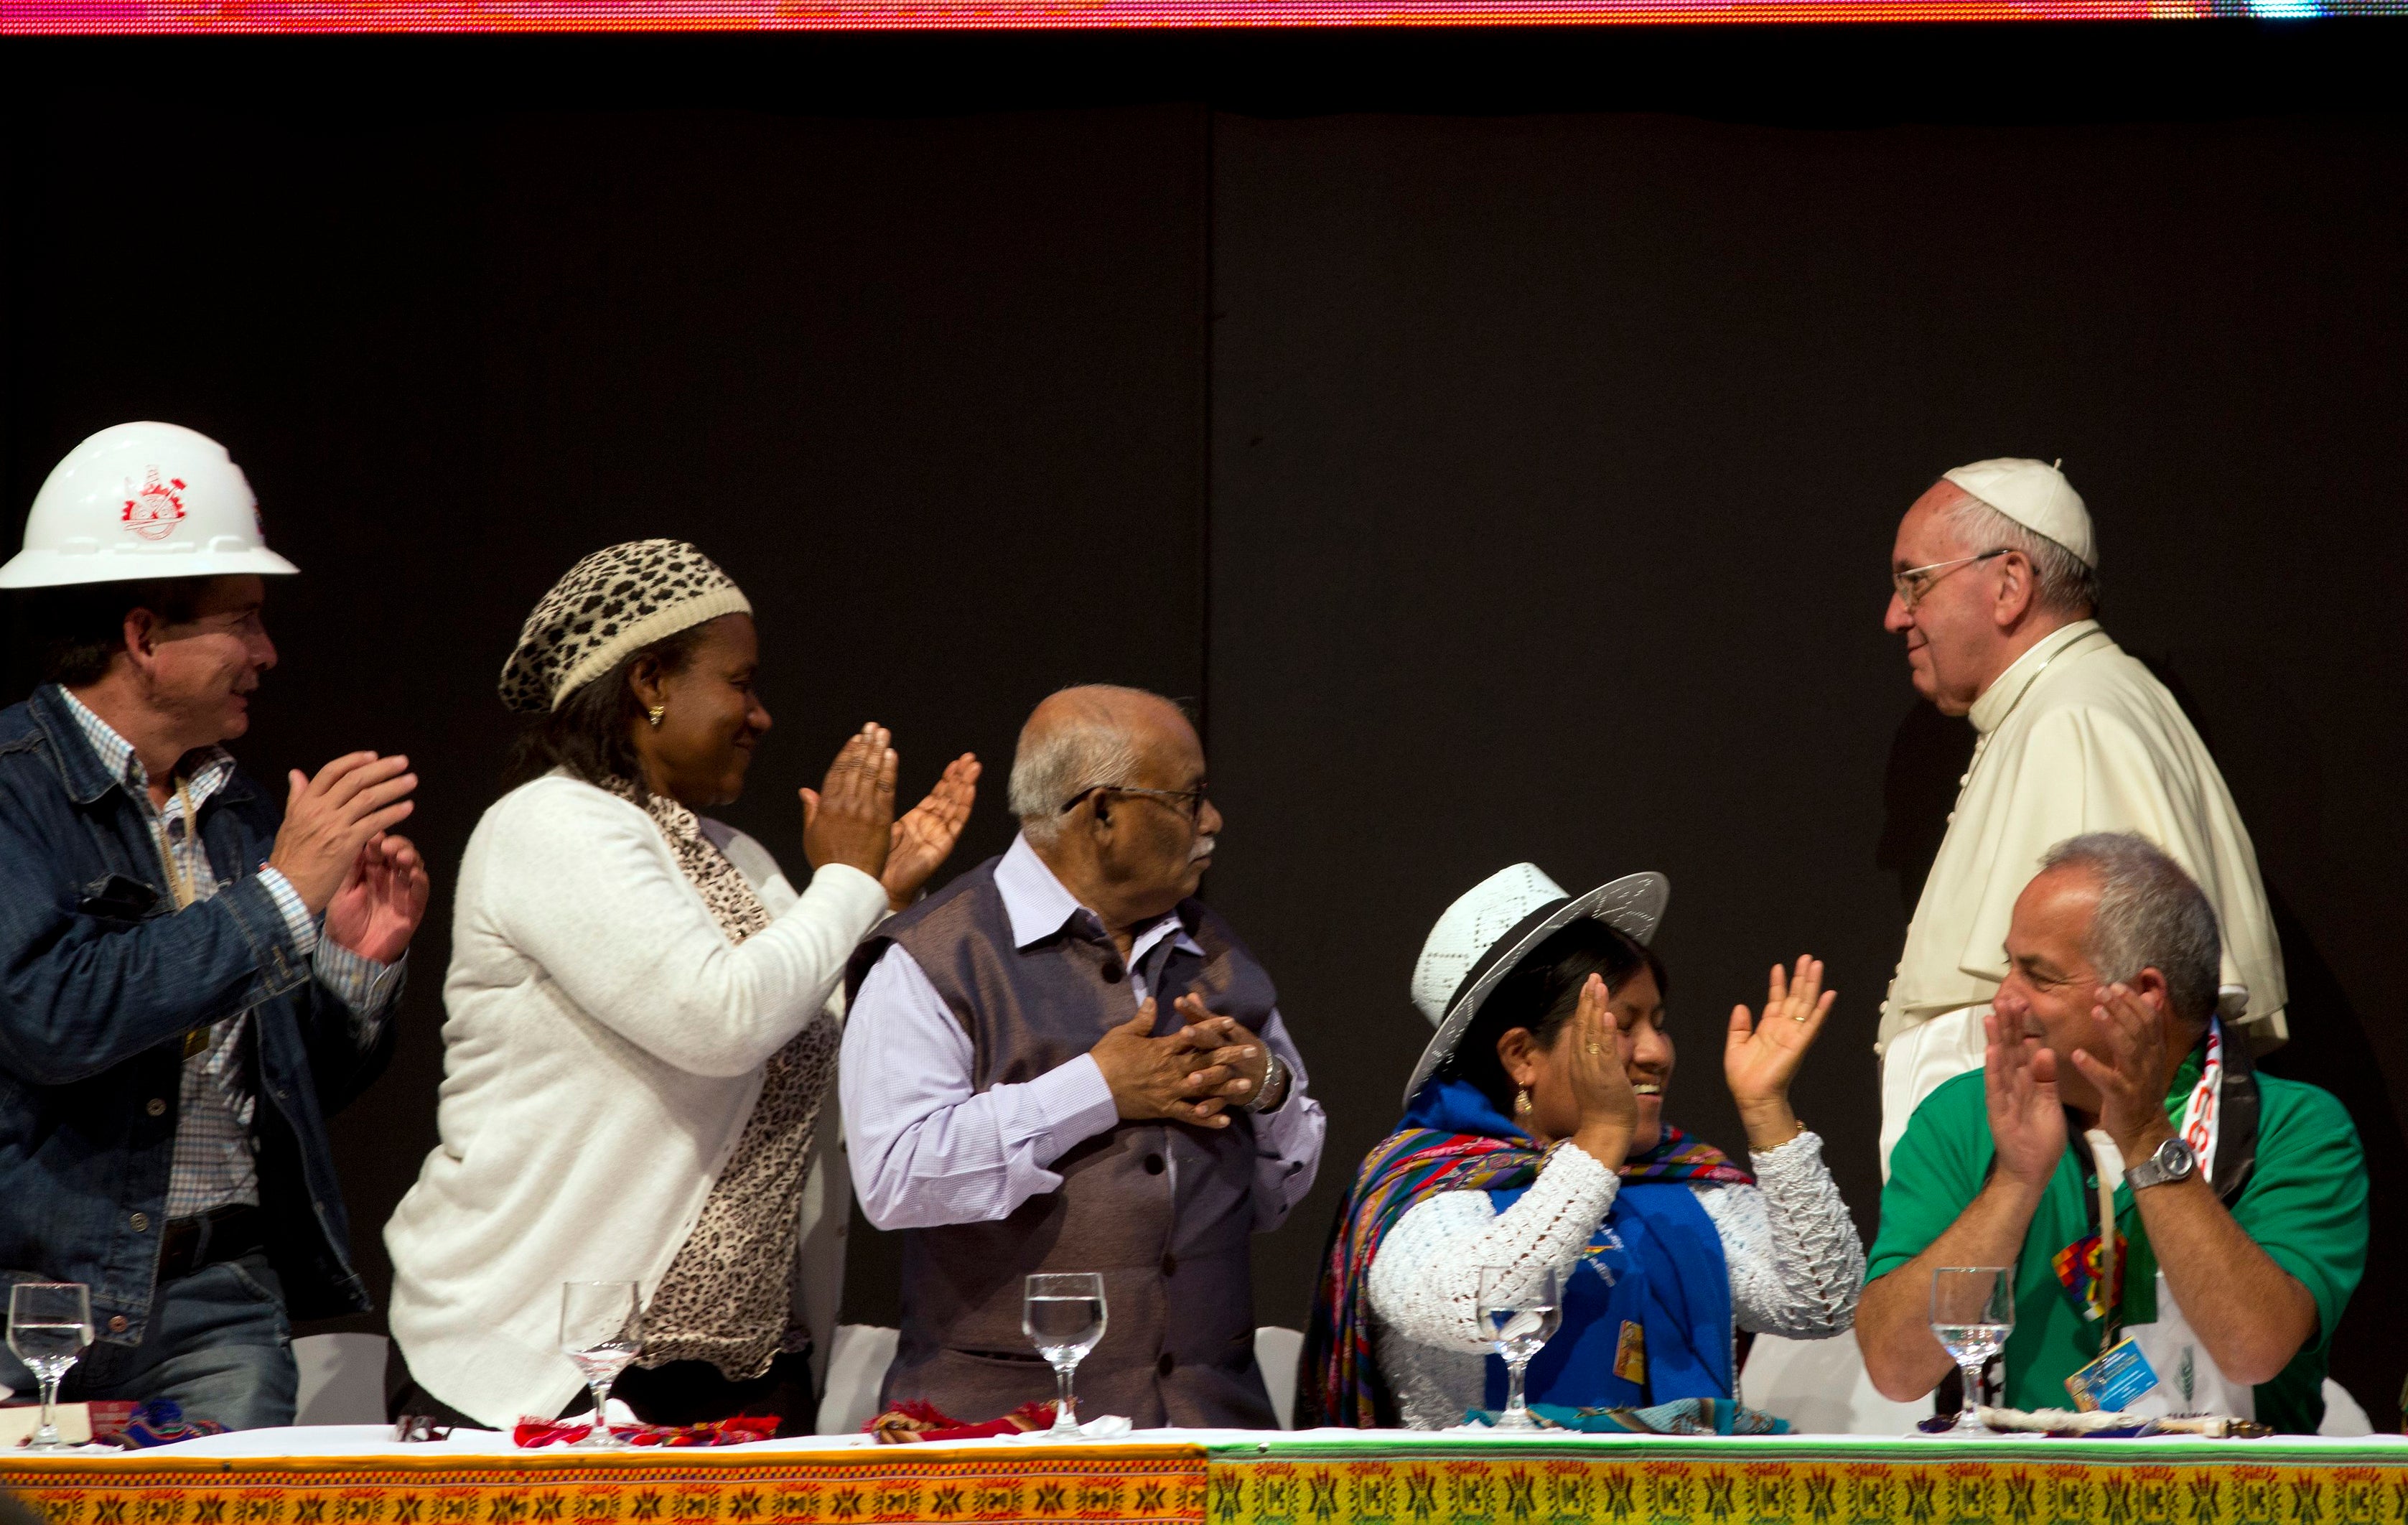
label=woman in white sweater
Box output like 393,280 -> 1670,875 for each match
384,540 -> 977,1432
1303,863 -> 1862,1430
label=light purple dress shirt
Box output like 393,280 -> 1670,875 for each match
840,834 -> 1325,1233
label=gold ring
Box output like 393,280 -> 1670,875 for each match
1585,1043 -> 1605,1054
1791,1013 -> 1811,1023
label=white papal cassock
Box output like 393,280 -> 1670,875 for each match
1875,617 -> 2286,1175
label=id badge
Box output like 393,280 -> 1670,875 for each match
2065,1338 -> 2160,1413
1613,1320 -> 1647,1385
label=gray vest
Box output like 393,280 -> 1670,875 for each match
850,854 -> 1280,1428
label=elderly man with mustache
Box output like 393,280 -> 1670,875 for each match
840,684 -> 1325,1430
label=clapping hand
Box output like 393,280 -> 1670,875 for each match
1984,1005 -> 2068,1190
322,831 -> 431,964
882,753 -> 980,912
1563,974 -> 1640,1165
1724,956 -> 1835,1120
269,752 -> 419,915
2066,983 -> 2178,1162
801,724 -> 897,880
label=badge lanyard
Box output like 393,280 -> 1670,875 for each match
2083,1140 -> 2120,1355
2079,1021 -> 2223,1356
152,773 -> 201,911
152,773 -> 213,1061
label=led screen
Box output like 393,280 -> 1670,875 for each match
0,0 -> 2395,36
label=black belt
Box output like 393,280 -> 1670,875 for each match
158,1204 -> 267,1282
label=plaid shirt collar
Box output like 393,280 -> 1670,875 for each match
48,685 -> 237,819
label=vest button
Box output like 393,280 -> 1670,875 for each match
1160,1253 -> 1177,1277
146,1098 -> 167,1117
1101,961 -> 1124,984
1157,1353 -> 1175,1377
108,1315 -> 129,1334
1144,1154 -> 1165,1175
131,1213 -> 149,1232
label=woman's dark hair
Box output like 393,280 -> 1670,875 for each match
1442,916 -> 1670,1119
500,622 -> 712,799
20,579 -> 210,686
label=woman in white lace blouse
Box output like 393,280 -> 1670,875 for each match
1302,863 -> 1863,1430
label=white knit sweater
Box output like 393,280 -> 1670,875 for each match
383,773 -> 889,1428
1366,1131 -> 1864,1430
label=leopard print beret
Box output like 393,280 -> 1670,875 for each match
499,539 -> 752,713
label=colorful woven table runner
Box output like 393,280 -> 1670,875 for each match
0,1444 -> 1208,1525
1202,1436 -> 2408,1525
14,1436 -> 2408,1525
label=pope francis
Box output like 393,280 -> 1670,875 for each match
1874,457 -> 2285,1174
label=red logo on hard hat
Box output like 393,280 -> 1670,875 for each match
121,468 -> 188,543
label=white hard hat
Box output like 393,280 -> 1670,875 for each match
0,421 -> 300,589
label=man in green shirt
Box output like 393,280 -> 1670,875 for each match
1861,833 -> 2364,1433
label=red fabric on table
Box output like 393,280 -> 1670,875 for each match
867,1399 -> 1057,1444
511,1414 -> 778,1448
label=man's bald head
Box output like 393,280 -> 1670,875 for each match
1009,685 -> 1198,845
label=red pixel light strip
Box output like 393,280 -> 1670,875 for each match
0,0 -> 2381,33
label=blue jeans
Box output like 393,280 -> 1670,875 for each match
0,1254 -> 297,1431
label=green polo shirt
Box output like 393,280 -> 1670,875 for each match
1867,1065 -> 2366,1433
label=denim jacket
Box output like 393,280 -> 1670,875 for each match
0,686 -> 395,1343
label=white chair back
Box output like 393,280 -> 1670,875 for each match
292,1333 -> 390,1426
816,1323 -> 901,1435
1254,1325 -> 1305,1430
1740,1330 -> 1931,1435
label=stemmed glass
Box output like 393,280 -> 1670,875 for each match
559,1282 -> 643,1449
9,1283 -> 94,1452
1022,1273 -> 1108,1438
1476,1265 -> 1562,1432
1930,1267 -> 2014,1435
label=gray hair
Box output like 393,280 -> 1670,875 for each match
2040,832 -> 2221,1024
1008,686 -> 1154,846
1941,487 -> 2100,620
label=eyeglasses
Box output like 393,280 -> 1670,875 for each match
1891,549 -> 2008,612
1059,783 -> 1210,824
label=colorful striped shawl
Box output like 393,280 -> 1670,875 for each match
1298,1081 -> 1751,1429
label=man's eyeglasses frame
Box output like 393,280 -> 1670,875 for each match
1058,783 -> 1210,824
1891,548 -> 2010,612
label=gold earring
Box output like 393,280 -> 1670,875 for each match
646,704 -> 665,728
1515,1086 -> 1533,1116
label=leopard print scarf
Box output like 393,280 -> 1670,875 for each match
602,775 -> 838,1381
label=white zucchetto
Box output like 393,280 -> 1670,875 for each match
1941,457 -> 2097,571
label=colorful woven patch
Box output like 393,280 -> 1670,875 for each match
2053,1229 -> 2129,1324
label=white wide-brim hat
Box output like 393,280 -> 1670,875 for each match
1402,862 -> 1670,1106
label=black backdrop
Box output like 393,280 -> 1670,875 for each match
5,24 -> 2406,1425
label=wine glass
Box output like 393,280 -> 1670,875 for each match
1022,1273 -> 1108,1438
1476,1265 -> 1562,1432
9,1282 -> 94,1452
559,1281 -> 643,1449
1930,1266 -> 2014,1435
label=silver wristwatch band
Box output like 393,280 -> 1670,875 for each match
2127,1137 -> 2198,1190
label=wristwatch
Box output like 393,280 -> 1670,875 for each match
2127,1136 -> 2198,1191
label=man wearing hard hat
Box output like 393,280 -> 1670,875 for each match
0,423 -> 430,1431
